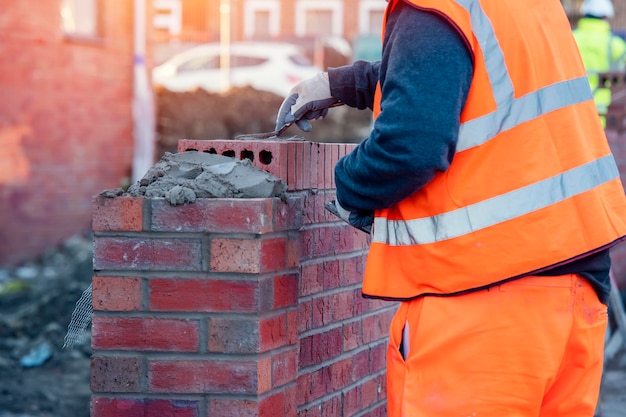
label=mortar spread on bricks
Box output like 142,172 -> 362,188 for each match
107,151 -> 287,204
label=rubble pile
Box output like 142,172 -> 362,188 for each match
155,86 -> 372,157
0,234 -> 93,417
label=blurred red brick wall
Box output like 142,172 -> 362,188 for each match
90,139 -> 394,417
0,0 -> 140,266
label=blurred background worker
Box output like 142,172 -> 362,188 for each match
573,0 -> 626,126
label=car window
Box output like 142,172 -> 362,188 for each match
288,54 -> 313,67
229,55 -> 268,68
177,55 -> 220,72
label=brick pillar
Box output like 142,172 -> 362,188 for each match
90,139 -> 396,417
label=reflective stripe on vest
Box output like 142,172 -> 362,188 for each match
373,155 -> 619,245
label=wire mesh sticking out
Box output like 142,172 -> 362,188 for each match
63,283 -> 93,349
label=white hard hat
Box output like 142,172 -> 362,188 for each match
580,0 -> 615,18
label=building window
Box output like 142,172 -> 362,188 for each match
359,0 -> 386,35
243,0 -> 280,40
60,0 -> 101,37
153,0 -> 182,37
295,0 -> 343,38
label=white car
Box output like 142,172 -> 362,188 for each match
152,41 -> 321,97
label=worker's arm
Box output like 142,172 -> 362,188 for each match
328,60 -> 381,111
334,1 -> 474,212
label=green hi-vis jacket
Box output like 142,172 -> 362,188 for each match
573,17 -> 626,125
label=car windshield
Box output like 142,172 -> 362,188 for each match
289,53 -> 313,67
229,55 -> 268,68
178,55 -> 220,72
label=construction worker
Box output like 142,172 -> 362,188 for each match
573,0 -> 626,127
275,0 -> 626,416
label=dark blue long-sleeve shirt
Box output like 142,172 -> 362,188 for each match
330,1 -> 473,213
327,0 -> 612,304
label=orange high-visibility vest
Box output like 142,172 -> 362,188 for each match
363,0 -> 626,300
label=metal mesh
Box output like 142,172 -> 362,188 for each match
63,283 -> 93,349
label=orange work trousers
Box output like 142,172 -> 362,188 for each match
386,274 -> 608,417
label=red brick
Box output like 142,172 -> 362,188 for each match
310,142 -> 320,191
299,404 -> 321,417
308,366 -> 332,401
274,195 -> 304,231
299,225 -> 344,259
330,357 -> 352,391
91,316 -> 199,352
151,198 -> 275,233
362,378 -> 379,408
371,341 -> 387,373
333,225 -> 356,255
316,144 -> 326,191
91,356 -> 141,393
312,294 -> 333,328
362,403 -> 387,417
259,312 -> 289,351
210,236 -> 287,273
148,359 -> 269,394
91,397 -> 200,417
351,349 -> 370,382
296,372 -> 312,406
362,309 -> 394,344
343,319 -> 363,351
259,390 -> 285,417
287,309 -> 298,345
284,384 -> 298,417
93,236 -> 202,271
324,143 -> 333,189
321,395 -> 342,417
272,348 -> 298,387
299,327 -> 342,368
330,143 -> 339,188
298,299 -> 313,333
323,259 -> 341,290
344,255 -> 366,286
333,289 -> 356,321
207,398 -> 259,417
261,237 -> 288,272
286,233 -> 300,268
287,139 -> 297,190
300,262 -> 323,296
343,385 -> 360,417
149,278 -> 259,312
301,141 -> 311,190
208,317 -> 259,353
92,196 -> 143,232
92,276 -> 141,311
274,274 -> 298,308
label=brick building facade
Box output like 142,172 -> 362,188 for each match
0,0 -> 142,266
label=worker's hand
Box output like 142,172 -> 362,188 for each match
325,200 -> 373,234
275,72 -> 341,132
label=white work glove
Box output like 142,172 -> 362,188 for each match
325,200 -> 373,234
275,72 -> 342,132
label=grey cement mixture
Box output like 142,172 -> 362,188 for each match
103,151 -> 287,204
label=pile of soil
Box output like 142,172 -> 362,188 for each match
155,86 -> 372,157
